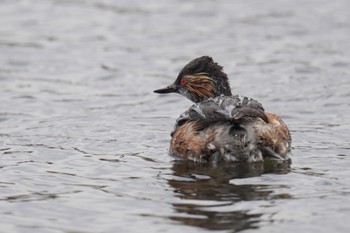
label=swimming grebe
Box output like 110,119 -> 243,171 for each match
154,56 -> 291,162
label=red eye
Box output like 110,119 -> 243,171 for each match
180,79 -> 187,86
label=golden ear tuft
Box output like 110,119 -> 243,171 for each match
185,73 -> 215,99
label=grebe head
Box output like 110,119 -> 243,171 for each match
154,56 -> 232,103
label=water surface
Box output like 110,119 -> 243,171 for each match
1,0 -> 350,232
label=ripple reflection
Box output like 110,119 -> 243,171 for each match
168,160 -> 291,231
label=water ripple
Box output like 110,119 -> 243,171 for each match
1,0 -> 350,232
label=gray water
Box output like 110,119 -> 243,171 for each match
1,0 -> 350,232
